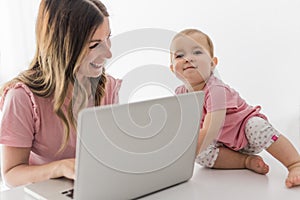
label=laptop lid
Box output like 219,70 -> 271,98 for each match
24,92 -> 204,200
74,91 -> 204,199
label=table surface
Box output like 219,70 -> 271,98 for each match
1,155 -> 300,200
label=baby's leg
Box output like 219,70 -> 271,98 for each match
245,117 -> 300,188
266,135 -> 300,188
196,144 -> 269,174
216,147 -> 269,174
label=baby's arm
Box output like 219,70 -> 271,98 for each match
1,146 -> 75,188
196,109 -> 226,155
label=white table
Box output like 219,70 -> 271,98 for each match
1,161 -> 300,200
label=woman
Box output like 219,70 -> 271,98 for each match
0,0 -> 121,187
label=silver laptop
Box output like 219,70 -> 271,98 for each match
24,91 -> 204,200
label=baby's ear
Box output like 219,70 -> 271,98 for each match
170,65 -> 174,72
211,57 -> 218,68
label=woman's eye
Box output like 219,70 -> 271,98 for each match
89,43 -> 99,49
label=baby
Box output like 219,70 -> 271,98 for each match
169,28 -> 300,188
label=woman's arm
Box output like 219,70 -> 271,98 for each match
196,109 -> 226,155
1,146 -> 75,187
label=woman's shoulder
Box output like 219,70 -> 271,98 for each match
0,82 -> 41,131
102,74 -> 122,105
106,74 -> 122,85
105,74 -> 122,92
0,82 -> 36,109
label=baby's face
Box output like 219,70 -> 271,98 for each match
170,33 -> 214,89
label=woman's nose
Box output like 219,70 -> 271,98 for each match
103,41 -> 112,59
104,47 -> 112,59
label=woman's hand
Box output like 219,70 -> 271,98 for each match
57,158 -> 76,180
1,146 -> 76,187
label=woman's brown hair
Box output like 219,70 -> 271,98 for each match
0,0 -> 110,152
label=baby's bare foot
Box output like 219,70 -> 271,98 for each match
245,155 -> 269,175
286,162 -> 300,188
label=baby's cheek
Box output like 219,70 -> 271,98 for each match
175,71 -> 185,81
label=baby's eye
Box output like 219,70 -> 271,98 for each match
194,50 -> 202,55
175,54 -> 184,59
89,43 -> 100,49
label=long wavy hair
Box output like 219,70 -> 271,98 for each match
0,0 -> 109,152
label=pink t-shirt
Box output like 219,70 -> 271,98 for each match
0,75 -> 122,165
175,75 -> 267,150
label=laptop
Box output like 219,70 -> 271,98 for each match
24,91 -> 204,200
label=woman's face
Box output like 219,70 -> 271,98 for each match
77,17 -> 112,80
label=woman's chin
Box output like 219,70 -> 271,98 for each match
89,68 -> 104,78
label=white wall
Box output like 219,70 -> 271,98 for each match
0,0 -> 299,143
0,0 -> 40,84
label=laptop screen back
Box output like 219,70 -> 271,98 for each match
74,92 -> 204,199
